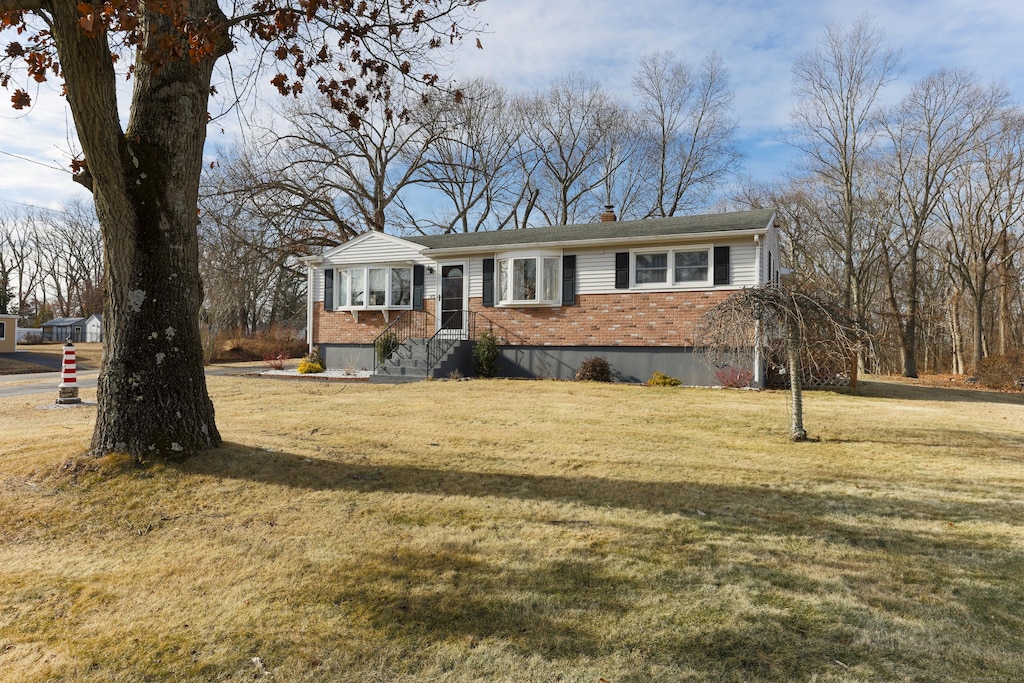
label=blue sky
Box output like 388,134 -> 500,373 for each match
2,0 -> 1024,213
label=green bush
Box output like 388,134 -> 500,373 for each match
976,353 -> 1024,390
375,331 -> 399,365
575,356 -> 612,382
473,328 -> 500,378
647,371 -> 681,387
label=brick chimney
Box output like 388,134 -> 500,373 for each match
600,205 -> 617,222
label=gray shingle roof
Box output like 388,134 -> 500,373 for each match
42,317 -> 85,327
402,209 -> 775,251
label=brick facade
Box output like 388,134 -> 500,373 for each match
313,290 -> 732,348
312,300 -> 437,345
470,291 -> 732,347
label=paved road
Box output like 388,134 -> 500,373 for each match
0,351 -> 67,371
0,365 -> 253,400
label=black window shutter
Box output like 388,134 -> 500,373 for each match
412,264 -> 425,310
561,255 -> 576,306
324,268 -> 334,310
714,246 -> 730,285
614,252 -> 629,289
482,258 -> 495,307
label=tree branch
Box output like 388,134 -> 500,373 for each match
0,0 -> 45,11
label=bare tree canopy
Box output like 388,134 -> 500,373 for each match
737,19 -> 1024,381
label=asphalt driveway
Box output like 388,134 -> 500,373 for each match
0,351 -> 65,372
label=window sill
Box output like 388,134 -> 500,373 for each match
333,306 -> 413,323
495,301 -> 560,308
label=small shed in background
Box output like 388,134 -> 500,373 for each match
0,314 -> 17,353
42,315 -> 103,343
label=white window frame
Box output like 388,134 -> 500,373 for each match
334,264 -> 414,311
495,250 -> 561,307
631,245 -> 713,289
0,321 -> 5,340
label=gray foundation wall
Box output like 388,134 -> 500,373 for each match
497,346 -> 745,385
321,342 -> 755,386
321,344 -> 375,371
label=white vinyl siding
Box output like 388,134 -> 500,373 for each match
329,233 -> 422,264
729,242 -> 757,286
467,258 -> 485,299
313,233 -> 434,303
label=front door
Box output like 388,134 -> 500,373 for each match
438,261 -> 467,335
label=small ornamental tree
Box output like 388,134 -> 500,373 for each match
0,0 -> 483,460
697,283 -> 863,441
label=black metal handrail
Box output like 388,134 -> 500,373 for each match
376,309 -> 533,378
372,309 -> 435,373
426,309 -> 477,370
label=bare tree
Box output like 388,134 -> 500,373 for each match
263,90 -> 445,236
633,51 -> 742,217
199,153 -> 306,334
879,68 -> 1009,377
524,73 -> 631,226
936,109 -> 1024,371
36,200 -> 104,318
790,18 -> 902,331
403,79 -> 529,233
698,283 -> 863,441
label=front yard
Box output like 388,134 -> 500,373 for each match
0,377 -> 1021,681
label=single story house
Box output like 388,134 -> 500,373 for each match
0,314 -> 16,353
302,208 -> 783,385
42,314 -> 103,343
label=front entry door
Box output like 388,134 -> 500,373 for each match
438,262 -> 467,335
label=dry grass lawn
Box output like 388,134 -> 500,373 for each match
1,377 -> 1022,681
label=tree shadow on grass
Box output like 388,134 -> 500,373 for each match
857,379 -> 1024,406
178,444 -> 1020,532
312,545 -> 635,660
175,445 -> 1024,679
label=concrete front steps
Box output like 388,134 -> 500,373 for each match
370,338 -> 473,384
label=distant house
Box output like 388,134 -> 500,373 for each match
0,314 -> 16,353
302,208 -> 785,385
42,314 -> 103,343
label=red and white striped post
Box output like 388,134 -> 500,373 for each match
56,338 -> 81,405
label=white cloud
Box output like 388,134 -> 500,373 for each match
3,0 -> 1024,205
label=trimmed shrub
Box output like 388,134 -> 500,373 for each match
298,346 -> 325,374
647,371 -> 681,387
715,366 -> 754,388
473,328 -> 500,378
976,353 -> 1024,390
375,331 -> 399,365
575,356 -> 612,382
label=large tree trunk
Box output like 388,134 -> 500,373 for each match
51,1 -> 229,459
